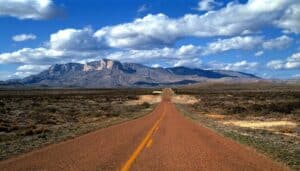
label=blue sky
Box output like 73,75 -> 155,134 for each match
0,0 -> 299,80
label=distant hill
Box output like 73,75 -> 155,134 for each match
1,59 -> 261,88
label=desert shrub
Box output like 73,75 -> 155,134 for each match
45,119 -> 58,125
141,102 -> 150,108
268,101 -> 299,114
122,105 -> 136,113
45,105 -> 60,113
24,129 -> 34,136
0,101 -> 4,107
224,105 -> 247,114
127,95 -> 138,100
100,103 -> 110,111
31,101 -> 41,107
0,107 -> 6,114
93,110 -> 103,117
249,101 -> 299,114
0,123 -> 10,132
111,106 -> 122,117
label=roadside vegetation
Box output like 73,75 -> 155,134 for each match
0,89 -> 155,160
174,83 -> 300,170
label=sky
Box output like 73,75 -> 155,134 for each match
0,0 -> 299,80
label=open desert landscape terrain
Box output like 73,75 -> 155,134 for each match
0,84 -> 299,170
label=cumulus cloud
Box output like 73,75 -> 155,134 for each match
94,14 -> 181,49
0,71 -> 14,81
151,64 -> 161,68
137,4 -> 148,13
90,0 -> 298,50
0,43 -> 200,66
173,58 -> 202,68
209,60 -> 258,71
106,45 -> 201,63
17,64 -> 50,72
12,33 -> 36,42
292,74 -> 300,78
92,0 -> 299,50
50,27 -> 103,51
0,47 -> 100,65
275,3 -> 300,34
255,51 -> 264,56
267,60 -> 285,69
196,0 -> 222,11
0,0 -> 60,20
202,35 -> 292,55
267,52 -> 300,69
0,33 -> 292,67
13,64 -> 50,78
203,36 -> 263,55
262,35 -> 293,49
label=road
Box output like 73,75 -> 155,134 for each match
0,92 -> 285,170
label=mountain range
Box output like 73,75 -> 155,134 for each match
1,59 -> 261,88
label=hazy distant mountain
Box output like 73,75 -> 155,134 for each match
2,59 -> 261,88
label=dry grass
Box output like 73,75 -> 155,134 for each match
0,89 -> 156,160
174,83 -> 300,170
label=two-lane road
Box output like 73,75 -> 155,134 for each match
0,100 -> 285,170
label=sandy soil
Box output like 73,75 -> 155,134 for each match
126,94 -> 199,106
125,95 -> 161,105
222,120 -> 297,128
171,94 -> 199,104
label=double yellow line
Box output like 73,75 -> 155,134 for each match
120,104 -> 166,171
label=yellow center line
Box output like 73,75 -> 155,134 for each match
146,139 -> 153,148
120,104 -> 166,171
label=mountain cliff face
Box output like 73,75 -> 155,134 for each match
5,59 -> 260,88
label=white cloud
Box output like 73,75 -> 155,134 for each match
137,4 -> 148,13
13,64 -> 50,78
267,52 -> 300,69
176,44 -> 202,57
11,71 -> 39,78
92,0 -> 297,49
12,33 -> 36,42
0,33 -> 292,67
151,64 -> 161,68
223,61 -> 258,71
292,74 -> 300,78
17,64 -> 50,72
285,53 -> 300,69
0,0 -> 60,20
255,51 -> 264,56
173,58 -> 202,68
209,60 -> 258,71
0,43 -> 200,66
262,35 -> 293,49
203,35 -> 292,55
0,71 -> 14,81
94,14 -> 181,49
266,60 -> 284,70
1,0 -> 294,55
203,36 -> 263,55
50,27 -> 103,51
275,3 -> 300,34
0,47 -> 100,65
106,44 -> 202,63
196,0 -> 222,11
